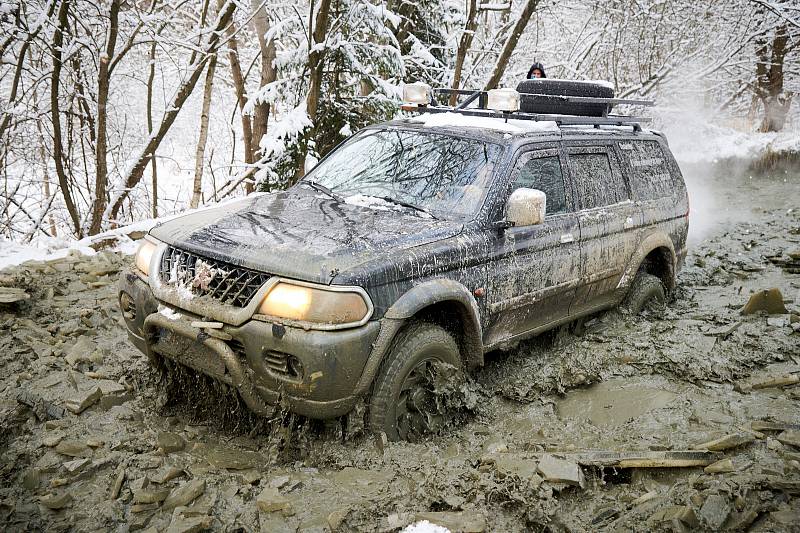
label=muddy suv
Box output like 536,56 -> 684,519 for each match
119,81 -> 688,441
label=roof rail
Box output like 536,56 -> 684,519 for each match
402,88 -> 654,132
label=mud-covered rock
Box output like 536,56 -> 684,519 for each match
0,287 -> 29,304
64,386 -> 102,414
157,432 -> 186,453
536,454 -> 585,488
163,479 -> 205,511
39,492 -> 73,509
698,494 -> 731,529
54,440 -> 92,458
741,288 -> 788,315
693,432 -> 755,451
777,430 -> 800,448
256,487 -> 291,514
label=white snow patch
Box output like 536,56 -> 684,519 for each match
411,112 -> 558,134
541,77 -> 615,90
158,306 -> 182,320
344,194 -> 393,210
0,194 -> 264,272
401,521 -> 450,533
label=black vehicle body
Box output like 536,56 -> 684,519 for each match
119,118 -> 689,420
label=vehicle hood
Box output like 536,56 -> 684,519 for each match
148,188 -> 463,284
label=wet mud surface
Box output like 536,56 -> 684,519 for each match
1,164 -> 799,532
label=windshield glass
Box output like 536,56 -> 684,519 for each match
303,128 -> 502,221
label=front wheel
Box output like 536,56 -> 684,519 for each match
368,322 -> 461,442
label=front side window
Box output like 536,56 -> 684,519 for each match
511,154 -> 567,215
303,129 -> 502,221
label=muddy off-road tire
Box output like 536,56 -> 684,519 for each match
622,272 -> 666,314
516,79 -> 614,117
368,322 -> 461,442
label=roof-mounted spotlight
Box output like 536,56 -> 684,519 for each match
402,82 -> 432,106
487,88 -> 520,112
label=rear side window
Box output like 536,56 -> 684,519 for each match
568,151 -> 626,209
511,154 -> 567,215
618,140 -> 674,200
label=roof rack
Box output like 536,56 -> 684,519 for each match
402,88 -> 655,132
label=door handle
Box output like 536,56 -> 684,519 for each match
624,216 -> 635,230
560,233 -> 574,244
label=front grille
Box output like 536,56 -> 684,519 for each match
160,246 -> 270,307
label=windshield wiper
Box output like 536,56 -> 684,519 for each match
379,196 -> 439,220
304,180 -> 343,202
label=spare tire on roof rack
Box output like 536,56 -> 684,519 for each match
516,79 -> 615,117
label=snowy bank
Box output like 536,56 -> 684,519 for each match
0,195 -> 258,271
654,106 -> 800,165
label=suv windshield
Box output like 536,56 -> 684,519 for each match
303,128 -> 502,221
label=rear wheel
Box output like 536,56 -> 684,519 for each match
622,272 -> 666,314
368,322 -> 461,442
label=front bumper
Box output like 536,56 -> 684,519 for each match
118,270 -> 381,419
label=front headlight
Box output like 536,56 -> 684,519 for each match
134,239 -> 158,275
258,281 -> 371,326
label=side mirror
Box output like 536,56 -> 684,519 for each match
506,188 -> 546,227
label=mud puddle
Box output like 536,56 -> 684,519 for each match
1,163 -> 799,532
556,377 -> 680,427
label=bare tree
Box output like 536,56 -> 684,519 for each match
295,0 -> 333,180
251,0 -> 277,171
108,0 -> 237,221
450,0 -> 478,105
89,0 -> 120,235
484,0 -> 540,90
755,24 -> 794,131
147,40 -> 158,218
51,0 -> 82,236
223,0 -> 255,168
191,56 -> 218,209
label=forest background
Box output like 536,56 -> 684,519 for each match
1,0 -> 798,242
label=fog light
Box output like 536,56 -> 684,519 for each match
120,291 -> 136,321
287,356 -> 304,379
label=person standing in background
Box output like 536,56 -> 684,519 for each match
527,62 -> 546,79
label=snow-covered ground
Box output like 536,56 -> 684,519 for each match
0,195 -> 252,271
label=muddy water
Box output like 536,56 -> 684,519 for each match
1,162 -> 800,532
556,378 -> 679,427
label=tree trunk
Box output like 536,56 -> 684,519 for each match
485,0 -> 539,90
108,0 -> 237,221
190,54 -> 217,209
33,92 -> 57,238
224,0 -> 254,168
450,0 -> 478,105
757,25 -> 792,132
51,0 -> 82,236
0,0 -> 57,149
296,0 -> 332,181
147,40 -> 158,218
89,0 -> 120,235
251,0 -> 277,179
